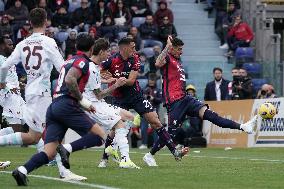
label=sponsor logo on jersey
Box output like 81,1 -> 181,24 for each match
79,61 -> 85,68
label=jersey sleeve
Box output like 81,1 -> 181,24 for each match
72,59 -> 89,75
47,39 -> 65,72
132,54 -> 141,71
87,67 -> 101,91
100,58 -> 112,70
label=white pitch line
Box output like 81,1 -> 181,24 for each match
0,171 -> 120,189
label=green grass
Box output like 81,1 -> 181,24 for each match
0,147 -> 284,189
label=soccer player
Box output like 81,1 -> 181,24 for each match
57,38 -> 140,169
143,36 -> 257,166
11,33 -> 107,186
99,37 -> 188,161
0,36 -> 26,138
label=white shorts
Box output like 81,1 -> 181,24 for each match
23,95 -> 52,133
87,101 -> 121,131
0,92 -> 25,124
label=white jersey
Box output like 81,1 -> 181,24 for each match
0,55 -> 19,91
1,33 -> 64,97
83,63 -> 102,102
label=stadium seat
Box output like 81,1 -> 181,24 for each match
242,62 -> 262,78
252,78 -> 267,94
138,78 -> 148,89
132,17 -> 146,28
118,32 -> 128,40
235,47 -> 254,66
139,47 -> 154,58
55,31 -> 69,43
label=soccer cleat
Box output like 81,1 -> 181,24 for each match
138,144 -> 147,149
143,152 -> 158,167
173,146 -> 190,161
60,169 -> 87,181
57,144 -> 70,169
0,161 -> 11,169
105,146 -> 120,164
119,159 -> 141,169
219,43 -> 228,49
12,169 -> 28,186
98,159 -> 108,168
240,115 -> 258,134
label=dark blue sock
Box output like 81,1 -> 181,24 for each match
155,126 -> 176,154
203,109 -> 241,129
71,133 -> 104,152
24,151 -> 49,174
102,135 -> 113,160
150,137 -> 165,155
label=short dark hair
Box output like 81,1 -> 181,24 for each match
93,38 -> 110,55
213,67 -> 223,73
29,8 -> 47,28
232,67 -> 239,71
76,33 -> 94,52
171,37 -> 184,47
118,37 -> 134,46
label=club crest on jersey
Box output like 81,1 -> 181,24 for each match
79,61 -> 85,68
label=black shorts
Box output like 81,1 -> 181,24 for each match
113,91 -> 153,115
45,96 -> 96,144
167,95 -> 206,128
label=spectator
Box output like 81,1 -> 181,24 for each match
16,20 -> 30,43
138,52 -> 150,78
158,16 -> 177,47
68,0 -> 81,13
148,45 -> 161,74
5,0 -> 29,40
226,15 -> 254,57
52,6 -> 71,31
217,2 -> 240,49
94,0 -> 112,27
0,0 -> 4,12
154,0 -> 173,26
129,0 -> 152,17
139,14 -> 163,48
186,84 -> 197,97
63,29 -> 78,59
130,114 -> 142,148
110,42 -> 119,55
227,67 -> 240,99
97,15 -> 117,42
72,0 -> 94,32
37,0 -> 53,20
113,0 -> 132,31
231,68 -> 253,99
129,26 -> 142,51
0,15 -> 13,38
89,26 -> 97,40
48,0 -> 69,12
256,84 -> 277,99
204,67 -> 229,101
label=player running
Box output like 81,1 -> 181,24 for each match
11,33 -> 107,186
143,36 -> 257,166
57,38 -> 140,169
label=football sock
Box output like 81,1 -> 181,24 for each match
36,138 -> 44,152
114,128 -> 129,161
22,151 -> 49,174
55,153 -> 68,175
0,127 -> 14,136
0,132 -> 23,145
203,109 -> 241,130
63,144 -> 72,153
150,137 -> 165,155
70,133 -> 104,153
155,127 -> 176,154
102,135 -> 114,160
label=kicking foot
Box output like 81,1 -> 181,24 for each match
173,147 -> 190,161
56,144 -> 70,169
60,170 -> 87,181
98,159 -> 108,168
0,161 -> 11,169
12,169 -> 28,186
119,159 -> 141,169
105,146 -> 120,164
240,115 -> 258,134
143,152 -> 158,167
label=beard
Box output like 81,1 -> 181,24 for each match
215,77 -> 222,82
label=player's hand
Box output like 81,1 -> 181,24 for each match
88,105 -> 96,113
100,70 -> 112,80
79,98 -> 95,113
0,83 -> 6,89
166,35 -> 173,47
115,77 -> 127,87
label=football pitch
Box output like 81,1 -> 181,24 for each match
0,147 -> 284,189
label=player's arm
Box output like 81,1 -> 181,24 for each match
94,77 -> 127,100
155,36 -> 172,68
48,39 -> 65,71
0,46 -> 21,87
125,70 -> 138,86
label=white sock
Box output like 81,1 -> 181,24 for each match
55,153 -> 68,177
36,139 -> 44,152
63,144 -> 72,153
0,127 -> 14,136
114,128 -> 130,161
0,132 -> 23,145
18,166 -> 27,175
